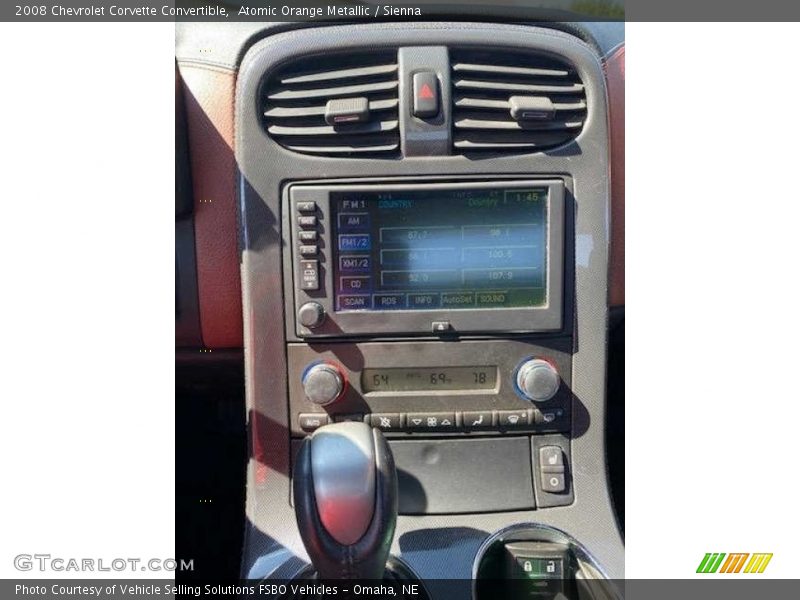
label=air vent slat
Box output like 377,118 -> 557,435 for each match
267,80 -> 398,101
280,63 -> 397,85
454,131 -> 575,145
451,49 -> 587,155
454,79 -> 584,95
268,120 -> 398,136
454,118 -> 583,131
452,62 -> 570,78
264,98 -> 398,119
282,141 -> 399,154
263,51 -> 399,157
455,97 -> 586,112
454,140 -> 540,150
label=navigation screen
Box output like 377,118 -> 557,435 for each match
331,187 -> 549,312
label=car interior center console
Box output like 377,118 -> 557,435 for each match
235,22 -> 623,594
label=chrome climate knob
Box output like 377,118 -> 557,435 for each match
516,359 -> 561,402
302,363 -> 345,406
298,301 -> 326,329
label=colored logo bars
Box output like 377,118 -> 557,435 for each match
696,553 -> 773,574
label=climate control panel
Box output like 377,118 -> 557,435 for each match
287,338 -> 573,438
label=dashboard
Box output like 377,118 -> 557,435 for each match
176,18 -> 625,597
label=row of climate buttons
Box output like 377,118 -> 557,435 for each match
298,407 -> 568,433
296,200 -> 320,291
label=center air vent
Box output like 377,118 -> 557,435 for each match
263,52 -> 399,157
450,49 -> 587,153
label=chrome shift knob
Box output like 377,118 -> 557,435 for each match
293,421 -> 398,580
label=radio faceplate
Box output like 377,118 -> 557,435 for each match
285,180 -> 566,338
287,338 -> 572,438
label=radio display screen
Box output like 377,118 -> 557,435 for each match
331,187 -> 549,312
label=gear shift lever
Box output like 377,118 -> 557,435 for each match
293,421 -> 398,580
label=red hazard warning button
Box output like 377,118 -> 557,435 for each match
412,71 -> 439,118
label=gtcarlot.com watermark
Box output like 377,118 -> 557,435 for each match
14,554 -> 194,572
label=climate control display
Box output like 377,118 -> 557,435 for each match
361,366 -> 497,393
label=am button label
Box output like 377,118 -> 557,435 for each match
338,212 -> 370,229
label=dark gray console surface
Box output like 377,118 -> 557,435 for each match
391,437 -> 535,514
235,22 -> 623,587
